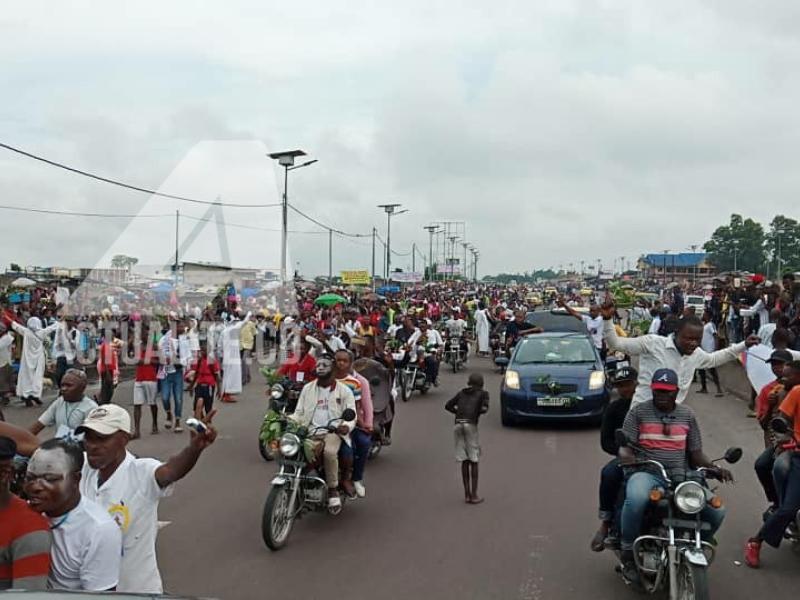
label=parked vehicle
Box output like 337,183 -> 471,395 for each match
261,408 -> 357,550
685,295 -> 706,317
613,430 -> 742,600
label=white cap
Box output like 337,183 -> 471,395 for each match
76,404 -> 132,436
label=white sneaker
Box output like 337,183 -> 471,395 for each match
328,495 -> 342,509
354,481 -> 366,498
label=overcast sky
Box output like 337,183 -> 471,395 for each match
2,1 -> 800,278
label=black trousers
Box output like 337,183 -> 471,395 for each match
698,368 -> 721,391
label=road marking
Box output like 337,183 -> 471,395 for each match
158,521 -> 172,530
544,435 -> 557,455
519,534 -> 549,600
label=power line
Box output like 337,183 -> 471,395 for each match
287,202 -> 371,238
0,203 -> 172,218
0,142 -> 283,208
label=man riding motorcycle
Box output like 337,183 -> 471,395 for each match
443,311 -> 469,362
277,339 -> 317,385
417,320 -> 443,386
289,356 -> 356,510
618,368 -> 732,581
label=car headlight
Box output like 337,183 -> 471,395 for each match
505,370 -> 520,390
589,370 -> 606,390
674,481 -> 707,514
270,384 -> 285,400
279,433 -> 301,458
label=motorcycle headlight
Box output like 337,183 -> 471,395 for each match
589,370 -> 606,390
674,481 -> 707,514
279,433 -> 301,458
270,384 -> 284,400
505,370 -> 520,390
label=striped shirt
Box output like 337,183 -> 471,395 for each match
0,495 -> 51,590
622,401 -> 702,473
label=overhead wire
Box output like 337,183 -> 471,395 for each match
0,141 -> 283,208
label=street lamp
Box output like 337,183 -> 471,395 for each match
448,236 -> 459,281
775,229 -> 789,280
378,204 -> 407,279
268,149 -> 317,285
733,240 -> 740,272
423,225 -> 441,281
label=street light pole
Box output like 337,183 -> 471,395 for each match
371,227 -> 376,291
424,225 -> 439,281
378,204 -> 406,280
328,228 -> 333,283
449,236 -> 459,281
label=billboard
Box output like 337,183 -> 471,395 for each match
340,270 -> 371,285
436,265 -> 462,275
391,272 -> 423,283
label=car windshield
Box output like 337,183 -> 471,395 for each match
515,337 -> 596,364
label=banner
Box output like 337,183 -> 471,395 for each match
340,270 -> 371,285
436,265 -> 462,275
391,272 -> 424,283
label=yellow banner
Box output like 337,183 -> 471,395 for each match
340,270 -> 371,285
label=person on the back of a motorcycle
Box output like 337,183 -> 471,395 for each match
290,356 -> 356,510
618,368 -> 732,582
745,359 -> 800,568
334,349 -> 373,499
444,310 -> 469,362
277,339 -> 317,385
416,320 -> 443,387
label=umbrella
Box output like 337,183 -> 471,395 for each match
314,293 -> 348,307
11,277 -> 36,287
363,292 -> 380,302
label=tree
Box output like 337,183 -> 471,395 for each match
703,214 -> 765,273
765,215 -> 800,278
110,254 -> 139,269
9,263 -> 21,272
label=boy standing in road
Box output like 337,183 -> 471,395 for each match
445,373 -> 489,504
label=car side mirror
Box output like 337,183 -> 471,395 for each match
723,447 -> 743,464
614,429 -> 629,448
341,408 -> 356,422
494,356 -> 509,367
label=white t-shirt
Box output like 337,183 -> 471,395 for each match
445,319 -> 467,337
38,396 -> 98,440
48,496 -> 122,591
311,386 -> 334,429
80,451 -> 174,594
758,323 -> 777,348
582,315 -> 604,349
648,317 -> 661,335
701,322 -> 717,353
0,332 -> 12,367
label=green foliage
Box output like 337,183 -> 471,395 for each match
765,215 -> 800,275
608,282 -> 636,308
260,367 -> 282,386
703,214 -> 765,272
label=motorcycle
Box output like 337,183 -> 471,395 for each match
613,430 -> 742,600
400,354 -> 430,401
354,357 -> 394,460
261,408 -> 357,551
443,334 -> 465,373
259,379 -> 303,462
768,417 -> 800,550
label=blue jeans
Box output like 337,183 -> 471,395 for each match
759,453 -> 800,548
424,356 -> 439,383
352,428 -> 372,482
599,458 -> 624,522
161,368 -> 184,418
755,447 -> 793,506
621,471 -> 726,551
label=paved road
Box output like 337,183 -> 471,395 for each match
5,358 -> 799,599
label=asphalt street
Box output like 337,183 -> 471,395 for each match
5,358 -> 800,599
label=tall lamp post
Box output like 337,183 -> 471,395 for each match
448,236 -> 459,281
733,240 -> 740,272
268,149 -> 317,285
424,225 -> 440,281
378,204 -> 407,280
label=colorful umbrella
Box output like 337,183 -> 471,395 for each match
314,293 -> 348,307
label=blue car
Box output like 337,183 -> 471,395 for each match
498,313 -> 611,425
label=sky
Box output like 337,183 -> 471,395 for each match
2,0 -> 800,278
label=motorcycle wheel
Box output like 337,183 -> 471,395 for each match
262,485 -> 295,551
675,560 -> 709,600
258,438 -> 276,462
403,373 -> 414,402
451,358 -> 458,373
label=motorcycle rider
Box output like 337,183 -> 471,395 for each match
745,360 -> 800,568
443,309 -> 469,362
417,320 -> 443,386
618,368 -> 732,581
334,349 -> 373,498
290,356 -> 356,511
590,366 -> 638,552
277,339 -> 317,385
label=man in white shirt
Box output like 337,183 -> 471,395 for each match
757,308 -> 782,348
0,324 -> 14,412
696,311 -> 724,396
24,438 -> 121,591
601,302 -> 760,406
75,403 -> 218,594
559,300 -> 606,357
51,318 -> 79,388
158,320 -> 192,432
29,369 -> 97,441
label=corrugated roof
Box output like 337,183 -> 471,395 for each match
642,253 -> 708,267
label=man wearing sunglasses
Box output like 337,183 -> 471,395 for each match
617,368 -> 733,579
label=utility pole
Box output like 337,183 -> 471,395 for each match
462,242 -> 468,282
412,242 -> 416,273
328,229 -> 333,283
371,227 -> 376,291
378,204 -> 405,280
423,225 -> 439,281
174,209 -> 180,284
448,236 -> 459,281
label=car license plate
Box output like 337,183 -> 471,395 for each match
537,396 -> 569,407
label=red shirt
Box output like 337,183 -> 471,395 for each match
278,353 -> 317,383
756,379 -> 781,420
96,340 -> 118,374
0,495 -> 51,590
135,347 -> 159,382
191,356 -> 220,386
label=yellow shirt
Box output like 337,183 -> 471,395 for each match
240,321 -> 258,351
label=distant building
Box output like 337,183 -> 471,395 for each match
638,253 -> 716,281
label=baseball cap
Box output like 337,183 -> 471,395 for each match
0,436 -> 17,460
613,366 -> 638,384
651,368 -> 679,391
75,404 -> 132,436
767,349 -> 793,364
